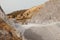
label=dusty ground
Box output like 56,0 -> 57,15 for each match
0,0 -> 60,40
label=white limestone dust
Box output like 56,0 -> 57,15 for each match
22,22 -> 60,29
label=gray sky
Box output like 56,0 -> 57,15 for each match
0,0 -> 48,14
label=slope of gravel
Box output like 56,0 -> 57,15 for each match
25,0 -> 60,24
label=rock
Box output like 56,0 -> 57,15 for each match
0,6 -> 22,40
7,9 -> 27,24
0,18 -> 22,40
